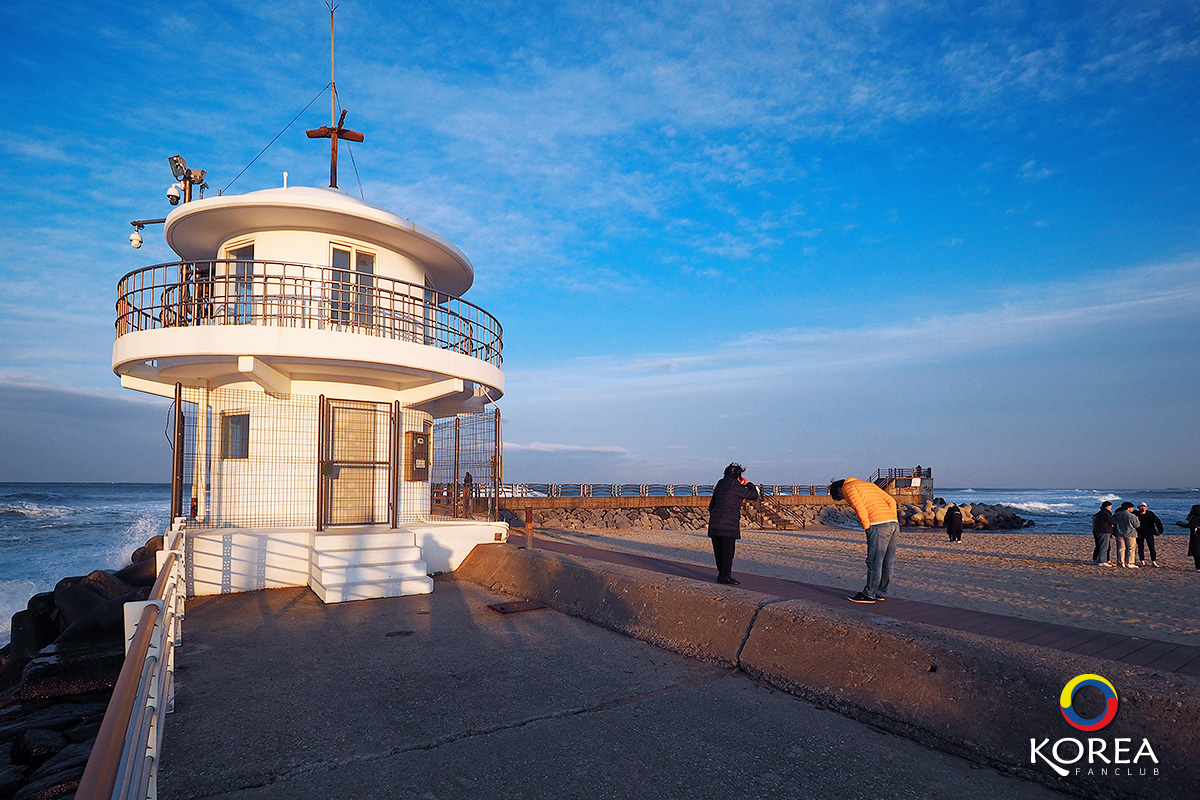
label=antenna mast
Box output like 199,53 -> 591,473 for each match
329,2 -> 337,126
306,2 -> 364,188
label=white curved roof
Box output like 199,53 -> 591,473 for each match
164,186 -> 474,295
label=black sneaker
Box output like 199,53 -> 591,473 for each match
874,596 -> 886,602
848,592 -> 876,604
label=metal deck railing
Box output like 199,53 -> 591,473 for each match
870,467 -> 931,487
116,260 -> 503,367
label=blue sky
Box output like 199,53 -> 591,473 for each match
1,1 -> 1198,488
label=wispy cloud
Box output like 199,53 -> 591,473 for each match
507,257 -> 1200,402
1019,160 -> 1055,181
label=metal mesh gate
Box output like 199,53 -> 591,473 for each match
318,398 -> 393,527
430,408 -> 501,518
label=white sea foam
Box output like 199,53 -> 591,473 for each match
107,514 -> 162,565
1007,502 -> 1076,515
0,579 -> 41,646
0,501 -> 71,518
1098,493 -> 1122,503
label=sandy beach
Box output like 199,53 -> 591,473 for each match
535,525 -> 1200,647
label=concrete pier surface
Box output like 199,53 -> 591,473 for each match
160,577 -> 1068,800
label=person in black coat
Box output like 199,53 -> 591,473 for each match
1135,502 -> 1163,566
1091,501 -> 1115,566
1176,505 -> 1200,570
707,463 -> 759,585
944,504 -> 964,542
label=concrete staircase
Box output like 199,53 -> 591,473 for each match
309,528 -> 433,603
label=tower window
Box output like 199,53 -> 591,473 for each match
221,412 -> 250,459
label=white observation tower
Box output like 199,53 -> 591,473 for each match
114,109 -> 506,602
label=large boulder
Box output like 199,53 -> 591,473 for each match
55,587 -> 151,645
113,557 -> 158,587
80,571 -> 135,602
49,584 -> 105,629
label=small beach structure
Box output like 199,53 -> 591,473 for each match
872,466 -> 934,505
113,122 -> 505,602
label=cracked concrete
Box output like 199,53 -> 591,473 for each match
160,576 -> 1068,800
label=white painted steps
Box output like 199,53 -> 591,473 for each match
309,528 -> 433,603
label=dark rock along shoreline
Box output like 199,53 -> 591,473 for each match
0,534 -> 164,800
504,500 -> 1033,532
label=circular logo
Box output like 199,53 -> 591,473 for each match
1060,673 -> 1118,731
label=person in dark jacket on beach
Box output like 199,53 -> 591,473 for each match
707,463 -> 759,585
1136,503 -> 1163,567
944,504 -> 964,543
1176,505 -> 1200,570
1091,501 -> 1115,566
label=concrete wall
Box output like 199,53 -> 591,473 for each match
457,543 -> 1200,800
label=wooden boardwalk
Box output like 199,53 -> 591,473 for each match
529,536 -> 1200,677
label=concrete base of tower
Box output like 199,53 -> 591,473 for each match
184,520 -> 509,602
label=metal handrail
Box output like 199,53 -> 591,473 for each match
77,520 -> 187,800
115,260 -> 503,367
760,493 -> 808,529
76,605 -> 160,799
870,467 -> 931,485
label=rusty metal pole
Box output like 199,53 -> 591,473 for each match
525,507 -> 533,550
316,395 -> 325,532
389,401 -> 399,529
493,408 -> 502,521
170,383 -> 183,521
453,416 -> 460,517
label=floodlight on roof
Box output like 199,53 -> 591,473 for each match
169,155 -> 188,180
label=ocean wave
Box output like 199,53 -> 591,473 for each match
0,501 -> 72,518
1097,493 -> 1122,503
0,578 -> 42,647
1006,502 -> 1077,515
106,515 -> 164,565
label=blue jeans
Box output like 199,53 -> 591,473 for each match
1091,532 -> 1111,563
864,520 -> 899,599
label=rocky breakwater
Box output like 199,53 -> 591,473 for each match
901,500 -> 1033,530
501,503 -> 824,531
0,534 -> 164,800
502,506 -> 711,531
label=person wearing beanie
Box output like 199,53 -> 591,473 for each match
707,463 -> 759,585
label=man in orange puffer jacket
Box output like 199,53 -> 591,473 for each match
829,477 -> 899,604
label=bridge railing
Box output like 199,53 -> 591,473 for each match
500,483 -> 828,498
77,518 -> 187,800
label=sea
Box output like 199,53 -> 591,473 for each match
2,482 -> 1198,646
1,483 -> 170,647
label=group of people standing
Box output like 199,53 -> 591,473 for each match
1089,500 -> 1200,569
708,467 -> 1200,608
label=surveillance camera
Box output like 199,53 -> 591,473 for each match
166,184 -> 182,205
130,230 -> 143,249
